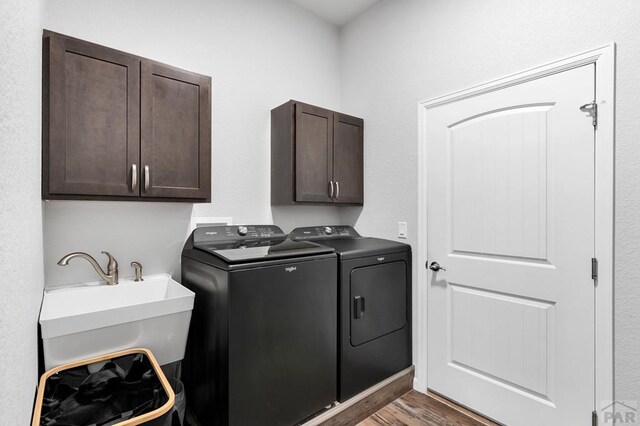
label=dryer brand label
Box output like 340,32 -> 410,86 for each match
377,257 -> 385,262
285,266 -> 297,272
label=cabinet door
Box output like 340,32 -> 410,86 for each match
295,102 -> 333,203
140,61 -> 211,200
45,35 -> 140,197
333,113 -> 364,204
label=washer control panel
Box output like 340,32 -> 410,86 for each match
289,226 -> 361,241
193,225 -> 286,244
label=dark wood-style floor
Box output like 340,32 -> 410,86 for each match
358,390 -> 499,426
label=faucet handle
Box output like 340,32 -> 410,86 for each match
101,251 -> 118,273
131,261 -> 144,282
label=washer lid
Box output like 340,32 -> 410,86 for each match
192,225 -> 334,263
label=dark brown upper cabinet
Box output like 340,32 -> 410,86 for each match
43,33 -> 140,198
271,100 -> 364,206
140,61 -> 211,200
42,31 -> 211,202
332,112 -> 364,204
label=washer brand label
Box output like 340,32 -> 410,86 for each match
377,257 -> 385,262
285,266 -> 297,272
205,231 -> 217,235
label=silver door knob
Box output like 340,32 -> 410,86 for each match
428,261 -> 446,272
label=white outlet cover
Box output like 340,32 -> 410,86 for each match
398,222 -> 408,239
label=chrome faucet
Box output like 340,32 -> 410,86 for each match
57,251 -> 119,285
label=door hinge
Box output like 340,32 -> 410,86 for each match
592,258 -> 598,281
592,410 -> 598,426
580,101 -> 598,128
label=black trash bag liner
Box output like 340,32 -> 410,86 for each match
39,353 -> 169,426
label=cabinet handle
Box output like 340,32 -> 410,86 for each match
144,165 -> 150,192
131,164 -> 137,192
329,180 -> 334,199
335,181 -> 340,200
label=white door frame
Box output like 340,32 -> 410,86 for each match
416,44 -> 615,417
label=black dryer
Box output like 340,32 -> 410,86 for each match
290,225 -> 412,401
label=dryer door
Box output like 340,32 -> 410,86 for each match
350,260 -> 407,346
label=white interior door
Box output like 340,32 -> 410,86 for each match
426,64 -> 595,426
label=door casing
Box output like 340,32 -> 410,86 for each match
416,44 -> 615,421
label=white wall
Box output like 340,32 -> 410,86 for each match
340,0 -> 640,407
10,0 -> 638,422
0,0 -> 348,420
43,0 -> 349,286
0,0 -> 45,423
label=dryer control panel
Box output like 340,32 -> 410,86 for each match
289,226 -> 361,241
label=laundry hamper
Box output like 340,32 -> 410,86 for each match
32,348 -> 175,426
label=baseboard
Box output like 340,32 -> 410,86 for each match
413,375 -> 427,394
302,366 -> 415,426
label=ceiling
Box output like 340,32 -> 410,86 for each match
288,0 -> 385,26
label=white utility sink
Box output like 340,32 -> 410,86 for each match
40,274 -> 194,370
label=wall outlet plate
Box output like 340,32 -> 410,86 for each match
398,221 -> 407,239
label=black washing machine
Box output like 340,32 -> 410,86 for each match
290,226 -> 411,401
181,225 -> 337,426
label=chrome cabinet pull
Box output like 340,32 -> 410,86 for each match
131,164 -> 137,192
144,165 -> 150,192
335,181 -> 340,200
329,180 -> 334,199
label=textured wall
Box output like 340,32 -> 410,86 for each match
340,0 -> 640,406
42,0 -> 346,286
10,1 -> 638,422
0,0 -> 44,423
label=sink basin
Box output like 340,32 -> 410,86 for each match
40,274 -> 194,370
